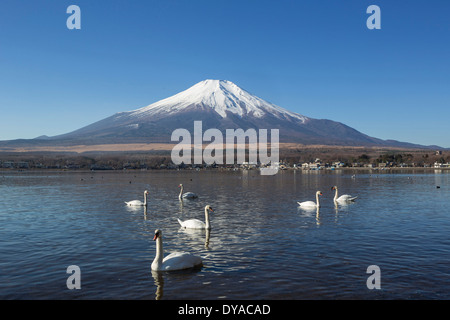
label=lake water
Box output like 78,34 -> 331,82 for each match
0,169 -> 449,300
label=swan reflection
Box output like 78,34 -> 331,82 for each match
297,205 -> 321,225
178,227 -> 211,249
151,270 -> 164,300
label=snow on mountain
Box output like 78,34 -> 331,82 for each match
31,79 -> 434,149
124,79 -> 308,122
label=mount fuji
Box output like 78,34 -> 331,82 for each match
0,79 -> 435,149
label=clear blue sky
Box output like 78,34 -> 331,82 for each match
1,0 -> 449,147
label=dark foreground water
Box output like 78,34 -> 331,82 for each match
0,169 -> 449,299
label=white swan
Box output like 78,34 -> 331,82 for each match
125,190 -> 149,206
178,184 -> 198,200
331,186 -> 357,203
151,229 -> 203,271
178,205 -> 214,229
298,191 -> 322,208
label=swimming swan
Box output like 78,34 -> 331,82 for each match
125,190 -> 149,206
178,205 -> 214,229
151,229 -> 203,271
178,184 -> 198,200
298,191 -> 322,208
331,186 -> 357,203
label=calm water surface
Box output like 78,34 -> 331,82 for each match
0,169 -> 449,299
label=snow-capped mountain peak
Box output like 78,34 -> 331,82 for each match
34,79 -> 428,149
128,79 -> 308,122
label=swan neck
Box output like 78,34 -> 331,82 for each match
153,237 -> 163,269
179,186 -> 183,199
333,188 -> 338,202
205,208 -> 210,229
316,193 -> 320,207
144,192 -> 148,206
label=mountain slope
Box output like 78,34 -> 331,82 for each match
0,79 -> 438,149
54,79 -> 309,142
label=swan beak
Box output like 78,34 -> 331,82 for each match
209,207 -> 214,212
153,234 -> 159,241
319,192 -> 323,195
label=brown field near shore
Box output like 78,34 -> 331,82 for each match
1,143 -> 176,153
0,142 -> 433,154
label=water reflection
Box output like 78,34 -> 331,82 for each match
125,205 -> 144,213
297,206 -> 321,225
205,229 -> 210,248
151,270 -> 164,300
144,207 -> 148,220
178,227 -> 211,249
297,198 -> 360,226
151,267 -> 204,300
334,201 -> 339,214
178,200 -> 185,215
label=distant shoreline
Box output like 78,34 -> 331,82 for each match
1,143 -> 448,172
1,166 -> 449,174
